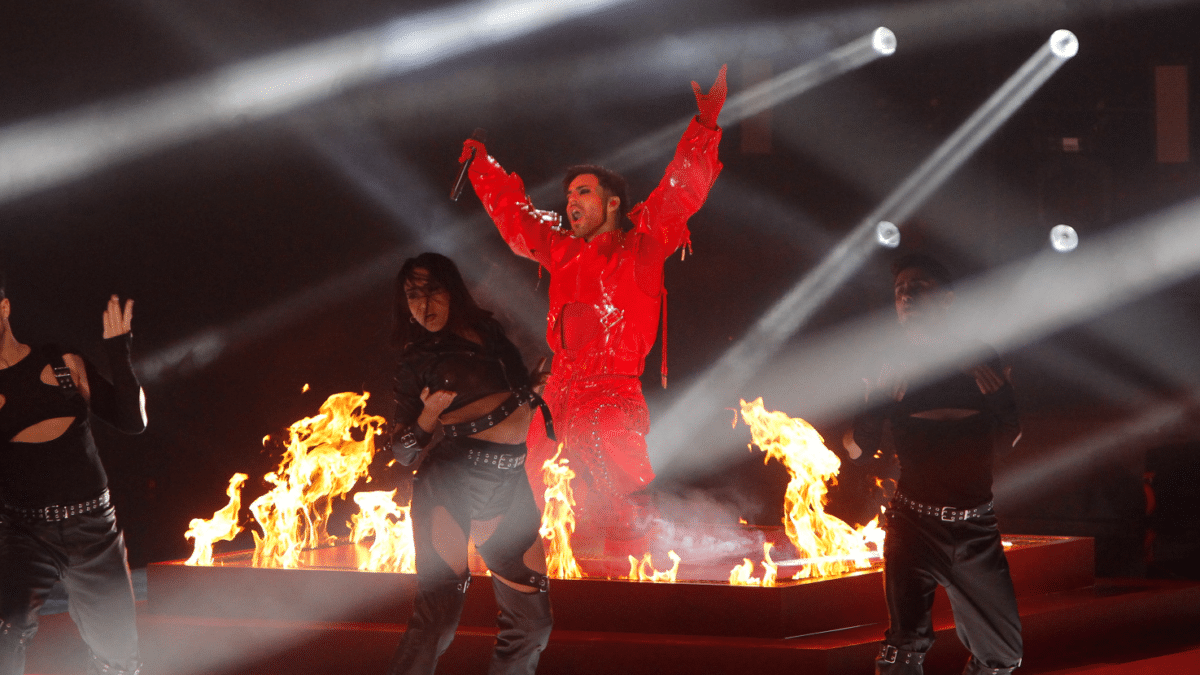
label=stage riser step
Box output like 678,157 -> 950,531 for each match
146,536 -> 1093,640
26,580 -> 1200,675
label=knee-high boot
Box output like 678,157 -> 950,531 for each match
386,579 -> 469,675
487,578 -> 552,675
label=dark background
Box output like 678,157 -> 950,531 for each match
2,0 -> 1198,577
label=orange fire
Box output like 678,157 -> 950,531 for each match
626,551 -> 682,582
350,490 -> 417,573
248,391 -> 388,568
185,473 -> 249,566
729,542 -> 779,586
739,398 -> 884,580
728,558 -> 757,585
185,391 -> 399,569
539,445 -> 582,580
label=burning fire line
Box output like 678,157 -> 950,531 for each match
737,398 -> 885,582
729,543 -> 780,587
350,489 -> 417,573
249,391 -> 387,568
539,445 -> 583,580
185,473 -> 248,566
184,392 -> 885,587
626,551 -> 682,582
185,390 -> 402,569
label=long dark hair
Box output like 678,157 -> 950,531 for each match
392,252 -> 494,347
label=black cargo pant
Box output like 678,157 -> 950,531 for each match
0,505 -> 140,675
877,506 -> 1022,675
387,439 -> 552,675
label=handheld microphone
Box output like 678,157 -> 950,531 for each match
451,128 -> 487,201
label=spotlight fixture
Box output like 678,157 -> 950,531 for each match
1050,224 -> 1078,252
876,221 -> 900,248
872,27 -> 897,56
1049,29 -> 1079,59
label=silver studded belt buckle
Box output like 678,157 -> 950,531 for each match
878,645 -> 898,664
496,454 -> 523,470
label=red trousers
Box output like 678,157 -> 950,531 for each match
526,374 -> 655,552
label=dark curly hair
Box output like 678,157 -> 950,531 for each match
392,252 -> 494,347
563,164 -> 631,228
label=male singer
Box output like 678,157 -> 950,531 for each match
459,67 -> 726,557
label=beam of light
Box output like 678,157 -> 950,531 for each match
143,570 -> 419,675
195,26 -> 900,386
649,31 -> 1077,467
296,119 -> 550,331
765,69 -> 1200,422
993,400 -> 1189,506
137,248 -> 404,384
136,122 -> 550,384
0,0 -> 634,206
1024,344 -> 1164,409
720,27 -> 896,126
597,27 -> 897,174
879,0 -> 1187,53
135,104 -> 557,384
352,0 -> 1190,133
113,2 -> 550,384
662,192 -> 1200,475
767,70 -> 1198,406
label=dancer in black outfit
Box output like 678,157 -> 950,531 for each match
386,253 -> 553,675
0,281 -> 147,675
846,254 -> 1023,675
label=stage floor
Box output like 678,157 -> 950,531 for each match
21,533 -> 1200,675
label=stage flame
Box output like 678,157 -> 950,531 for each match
626,550 -> 682,582
729,558 -> 758,585
539,445 -> 582,580
729,542 -> 779,586
739,398 -> 884,579
350,490 -> 417,573
185,473 -> 249,566
247,391 -> 387,568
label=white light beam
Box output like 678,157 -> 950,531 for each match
649,31 -> 1077,466
0,0 -> 634,205
597,27 -> 897,174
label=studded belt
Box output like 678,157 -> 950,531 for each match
443,387 -> 555,441
4,489 -> 111,522
465,448 -> 526,470
892,492 -> 993,522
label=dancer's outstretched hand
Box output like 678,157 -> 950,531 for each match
102,295 -> 133,339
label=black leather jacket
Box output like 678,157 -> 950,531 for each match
391,320 -> 531,463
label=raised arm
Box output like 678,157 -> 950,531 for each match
461,140 -> 563,269
84,296 -> 147,434
631,66 -> 727,255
